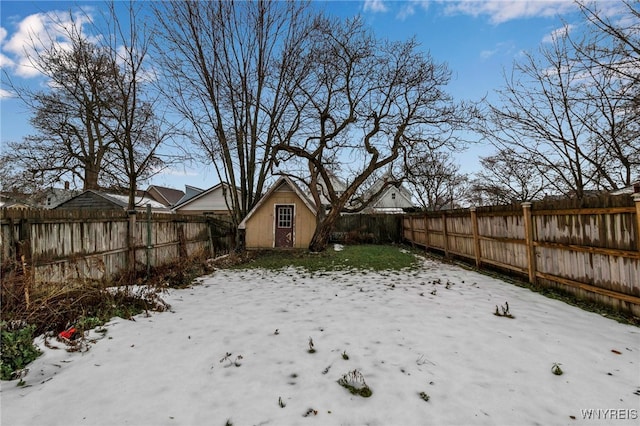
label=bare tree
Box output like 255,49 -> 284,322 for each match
2,3 -> 176,206
273,16 -> 462,251
471,148 -> 549,205
2,17 -> 122,191
404,150 -> 468,211
99,1 -> 178,209
479,3 -> 639,199
572,0 -> 640,186
152,0 -> 314,228
483,33 -> 593,198
575,0 -> 639,93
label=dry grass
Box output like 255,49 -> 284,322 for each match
0,254 -> 216,337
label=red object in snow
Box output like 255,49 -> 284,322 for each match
59,327 -> 77,340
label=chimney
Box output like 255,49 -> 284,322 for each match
64,181 -> 70,190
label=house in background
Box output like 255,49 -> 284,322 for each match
239,176 -> 317,249
173,185 -> 205,207
0,191 -> 32,209
0,193 -> 32,210
54,190 -> 171,213
0,185 -> 78,210
307,173 -> 414,214
171,182 -> 240,216
610,180 -> 640,196
35,186 -> 81,209
307,172 -> 347,208
353,175 -> 415,214
144,185 -> 185,207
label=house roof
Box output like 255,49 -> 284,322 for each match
101,192 -> 169,210
173,185 -> 205,207
55,190 -> 170,212
0,200 -> 32,209
146,185 -> 185,206
172,183 -> 236,211
349,174 -> 414,211
305,172 -> 348,206
365,173 -> 412,200
610,180 -> 640,196
376,185 -> 414,206
238,176 -> 317,230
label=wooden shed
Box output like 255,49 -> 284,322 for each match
239,177 -> 317,249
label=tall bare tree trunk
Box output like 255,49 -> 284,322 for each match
84,166 -> 100,190
309,208 -> 341,252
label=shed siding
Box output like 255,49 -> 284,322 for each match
244,186 -> 316,249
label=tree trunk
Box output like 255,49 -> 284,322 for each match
308,208 -> 341,252
84,166 -> 100,190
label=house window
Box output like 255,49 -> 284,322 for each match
277,206 -> 293,228
391,193 -> 396,200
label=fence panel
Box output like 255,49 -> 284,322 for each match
447,214 -> 475,258
0,209 -> 232,297
403,195 -> 640,316
476,213 -> 528,273
333,214 -> 402,243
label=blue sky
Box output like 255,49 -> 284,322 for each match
0,1 -> 593,190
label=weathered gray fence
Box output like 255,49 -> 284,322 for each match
403,195 -> 640,316
332,214 -> 402,243
0,208 -> 234,296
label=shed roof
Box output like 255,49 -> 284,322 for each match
238,176 -> 317,230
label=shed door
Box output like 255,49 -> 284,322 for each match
275,205 -> 294,248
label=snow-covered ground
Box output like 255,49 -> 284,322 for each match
2,254 -> 639,426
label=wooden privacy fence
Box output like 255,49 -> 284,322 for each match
0,208 -> 234,296
332,214 -> 402,244
403,195 -> 640,316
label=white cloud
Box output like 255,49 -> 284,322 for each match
157,167 -> 199,178
480,48 -> 498,59
0,88 -> 15,98
0,27 -> 15,71
480,41 -> 515,59
4,13 -> 50,77
363,0 -> 388,13
396,0 -> 430,20
2,10 -> 94,78
542,24 -> 575,43
443,0 -> 578,24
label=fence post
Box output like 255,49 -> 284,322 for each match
424,213 -> 430,251
634,194 -> 640,252
146,204 -> 152,279
127,210 -> 137,278
5,217 -> 16,267
410,215 -> 415,248
442,213 -> 449,258
17,218 -> 32,308
470,207 -> 481,268
522,202 -> 536,284
177,224 -> 187,259
207,218 -> 216,258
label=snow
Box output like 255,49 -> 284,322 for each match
2,255 -> 639,425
